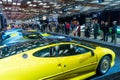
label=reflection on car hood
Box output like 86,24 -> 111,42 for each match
44,36 -> 65,39
0,37 -> 30,46
2,28 -> 23,40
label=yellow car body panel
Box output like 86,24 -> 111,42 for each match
94,47 -> 115,67
27,30 -> 51,37
10,33 -> 19,37
0,42 -> 115,80
0,52 -> 62,80
55,43 -> 98,79
41,33 -> 51,37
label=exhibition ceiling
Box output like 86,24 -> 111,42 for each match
0,0 -> 120,20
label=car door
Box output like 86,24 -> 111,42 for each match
0,47 -> 63,80
57,43 -> 98,79
26,47 -> 64,80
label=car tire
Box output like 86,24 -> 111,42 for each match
97,56 -> 111,75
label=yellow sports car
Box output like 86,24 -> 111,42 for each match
0,39 -> 115,80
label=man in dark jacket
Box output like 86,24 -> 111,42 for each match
93,20 -> 100,39
103,22 -> 109,42
111,21 -> 117,43
100,20 -> 105,40
85,24 -> 90,38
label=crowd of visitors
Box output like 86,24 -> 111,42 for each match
0,19 -> 119,44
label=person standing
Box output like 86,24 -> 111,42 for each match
111,21 -> 117,43
62,23 -> 65,34
103,22 -> 109,42
48,23 -> 52,32
76,22 -> 81,37
66,22 -> 70,35
84,24 -> 91,38
0,31 -> 2,41
41,23 -> 45,32
100,20 -> 105,40
65,22 -> 67,34
93,20 -> 100,39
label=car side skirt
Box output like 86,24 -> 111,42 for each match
69,71 -> 96,80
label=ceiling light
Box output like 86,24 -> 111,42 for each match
41,10 -> 47,12
8,8 -> 11,10
67,4 -> 70,6
33,4 -> 37,7
13,3 -> 16,5
53,4 -> 57,7
63,4 -> 66,6
39,3 -> 43,5
27,1 -> 31,4
22,9 -> 25,10
29,4 -> 32,6
43,16 -> 46,20
43,6 -> 50,8
17,3 -> 21,5
55,6 -> 61,9
0,1 -> 2,4
5,7 -> 8,9
19,8 -> 22,10
90,0 -> 99,3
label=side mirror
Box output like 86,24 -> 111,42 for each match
91,51 -> 94,56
